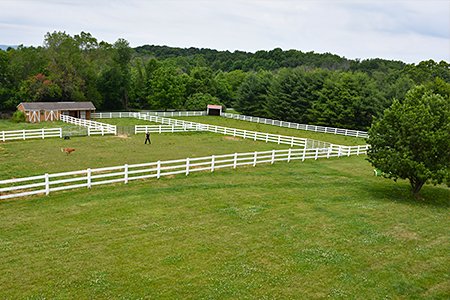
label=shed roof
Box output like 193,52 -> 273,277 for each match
18,102 -> 96,111
207,104 -> 222,110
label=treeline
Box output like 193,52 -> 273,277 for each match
1,31 -> 449,130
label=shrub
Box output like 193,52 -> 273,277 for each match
11,110 -> 26,123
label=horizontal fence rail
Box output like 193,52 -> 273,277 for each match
0,128 -> 62,142
92,111 -> 206,119
60,114 -> 116,135
221,113 -> 369,138
135,125 -> 204,134
0,145 -> 369,200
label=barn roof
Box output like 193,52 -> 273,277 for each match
18,102 -> 96,111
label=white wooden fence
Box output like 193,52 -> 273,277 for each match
60,114 -> 116,135
92,111 -> 205,119
135,125 -> 203,134
0,128 -> 62,142
221,113 -> 369,138
0,145 -> 368,200
136,113 -> 312,148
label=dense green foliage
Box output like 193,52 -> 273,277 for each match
11,110 -> 25,123
1,31 -> 449,130
367,85 -> 450,195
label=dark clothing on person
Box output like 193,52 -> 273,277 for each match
145,132 -> 151,144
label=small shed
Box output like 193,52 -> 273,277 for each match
17,102 -> 96,123
207,104 -> 223,116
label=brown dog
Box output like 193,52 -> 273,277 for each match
61,147 -> 76,155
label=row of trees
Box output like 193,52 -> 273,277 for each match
1,31 -> 449,130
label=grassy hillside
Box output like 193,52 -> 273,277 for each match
0,156 -> 448,298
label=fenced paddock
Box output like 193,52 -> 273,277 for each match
95,112 -> 337,149
0,128 -> 62,142
0,145 -> 368,200
221,113 -> 369,138
60,114 -> 116,135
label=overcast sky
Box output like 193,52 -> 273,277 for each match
1,0 -> 449,63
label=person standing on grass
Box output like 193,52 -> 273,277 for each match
144,132 -> 151,144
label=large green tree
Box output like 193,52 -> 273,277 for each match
367,85 -> 450,196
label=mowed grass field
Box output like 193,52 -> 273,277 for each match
0,119 -> 80,131
0,132 -> 287,178
0,157 -> 448,299
0,116 -> 449,298
175,116 -> 367,145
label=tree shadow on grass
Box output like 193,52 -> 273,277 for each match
363,178 -> 450,208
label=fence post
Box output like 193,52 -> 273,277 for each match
157,161 -> 161,179
277,136 -> 281,144
253,151 -> 257,166
87,168 -> 91,188
59,128 -> 62,138
45,173 -> 50,195
338,146 -> 342,157
357,146 -> 360,156
124,164 -> 128,184
243,131 -> 246,139
211,155 -> 215,172
271,150 -> 275,164
1,131 -> 4,142
233,129 -> 236,137
265,135 -> 268,143
23,129 -> 25,140
302,147 -> 306,161
41,128 -> 45,139
291,138 -> 294,147
288,148 -> 292,162
101,126 -> 104,136
186,158 -> 190,175
347,147 -> 351,157
315,148 -> 319,160
233,153 -> 238,169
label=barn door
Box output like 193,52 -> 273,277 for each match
28,110 -> 40,123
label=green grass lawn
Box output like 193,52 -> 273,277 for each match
0,156 -> 448,298
0,120 -> 78,131
0,132 -> 288,178
175,116 -> 367,145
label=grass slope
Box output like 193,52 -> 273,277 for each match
0,157 -> 448,298
175,116 -> 366,145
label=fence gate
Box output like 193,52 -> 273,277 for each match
117,126 -> 135,136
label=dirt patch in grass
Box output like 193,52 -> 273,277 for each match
223,136 -> 242,141
387,225 -> 419,240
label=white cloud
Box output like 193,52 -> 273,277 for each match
0,0 -> 449,63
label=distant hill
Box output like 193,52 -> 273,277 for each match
0,45 -> 18,51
